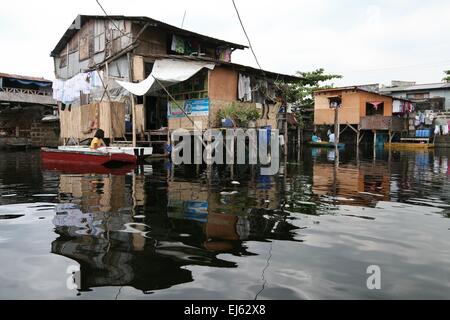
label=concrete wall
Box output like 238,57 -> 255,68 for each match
30,121 -> 60,147
0,91 -> 55,105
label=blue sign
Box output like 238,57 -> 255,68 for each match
168,98 -> 209,118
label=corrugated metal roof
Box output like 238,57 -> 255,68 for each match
314,85 -> 413,102
51,14 -> 248,57
380,82 -> 450,93
128,53 -> 302,83
0,72 -> 52,83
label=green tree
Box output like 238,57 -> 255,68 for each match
278,68 -> 342,128
443,70 -> 450,82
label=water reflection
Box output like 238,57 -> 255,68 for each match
49,170 -> 300,294
0,148 -> 450,299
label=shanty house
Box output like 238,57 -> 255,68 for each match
0,72 -> 57,148
51,15 -> 298,154
313,86 -> 414,145
380,81 -> 450,111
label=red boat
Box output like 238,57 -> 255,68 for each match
41,147 -> 137,167
42,161 -> 136,175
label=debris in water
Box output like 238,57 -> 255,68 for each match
221,191 -> 239,196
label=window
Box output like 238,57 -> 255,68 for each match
406,92 -> 430,100
328,96 -> 342,108
366,102 -> 384,116
168,70 -> 208,100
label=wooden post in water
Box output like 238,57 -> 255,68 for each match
131,95 -> 137,148
334,105 -> 339,153
373,130 -> 377,159
127,53 -> 137,148
284,103 -> 288,157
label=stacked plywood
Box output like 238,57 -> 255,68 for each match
59,102 -> 125,139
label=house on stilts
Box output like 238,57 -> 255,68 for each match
313,86 -> 416,148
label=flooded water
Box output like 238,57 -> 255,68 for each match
0,147 -> 449,299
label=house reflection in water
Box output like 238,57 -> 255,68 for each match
51,171 -> 300,294
312,150 -> 391,207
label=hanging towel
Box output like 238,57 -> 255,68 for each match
434,125 -> 441,135
238,74 -> 251,102
393,100 -> 402,113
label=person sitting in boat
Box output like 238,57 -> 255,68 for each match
312,133 -> 322,143
90,129 -> 106,150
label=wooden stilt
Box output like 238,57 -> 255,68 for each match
373,130 -> 377,159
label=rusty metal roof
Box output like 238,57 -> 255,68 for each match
136,53 -> 302,83
0,72 -> 52,83
380,82 -> 450,93
314,86 -> 414,102
51,14 -> 248,57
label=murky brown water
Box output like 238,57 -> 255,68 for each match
0,147 -> 449,299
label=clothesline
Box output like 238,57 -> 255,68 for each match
52,71 -> 103,104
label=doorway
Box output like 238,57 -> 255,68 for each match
145,96 -> 168,130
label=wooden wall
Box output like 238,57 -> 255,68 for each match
314,90 -> 394,125
59,102 -> 125,139
135,104 -> 146,136
314,90 -> 361,125
358,91 -> 393,117
208,67 -> 238,101
132,26 -> 167,57
165,66 -> 279,131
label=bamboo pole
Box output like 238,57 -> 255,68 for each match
131,94 -> 137,147
127,53 -> 137,148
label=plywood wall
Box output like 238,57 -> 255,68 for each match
60,102 -> 125,139
314,90 -> 361,125
357,91 -> 393,117
208,67 -> 238,101
135,104 -> 146,136
314,90 -> 394,125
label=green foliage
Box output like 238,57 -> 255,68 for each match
217,102 -> 261,127
443,70 -> 450,82
278,68 -> 342,107
277,68 -> 342,128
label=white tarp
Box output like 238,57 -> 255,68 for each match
116,59 -> 215,96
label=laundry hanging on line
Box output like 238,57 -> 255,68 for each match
238,74 -> 252,102
52,70 -> 103,105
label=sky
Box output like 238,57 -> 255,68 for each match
0,0 -> 449,87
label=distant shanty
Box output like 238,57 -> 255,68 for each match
312,82 -> 450,150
